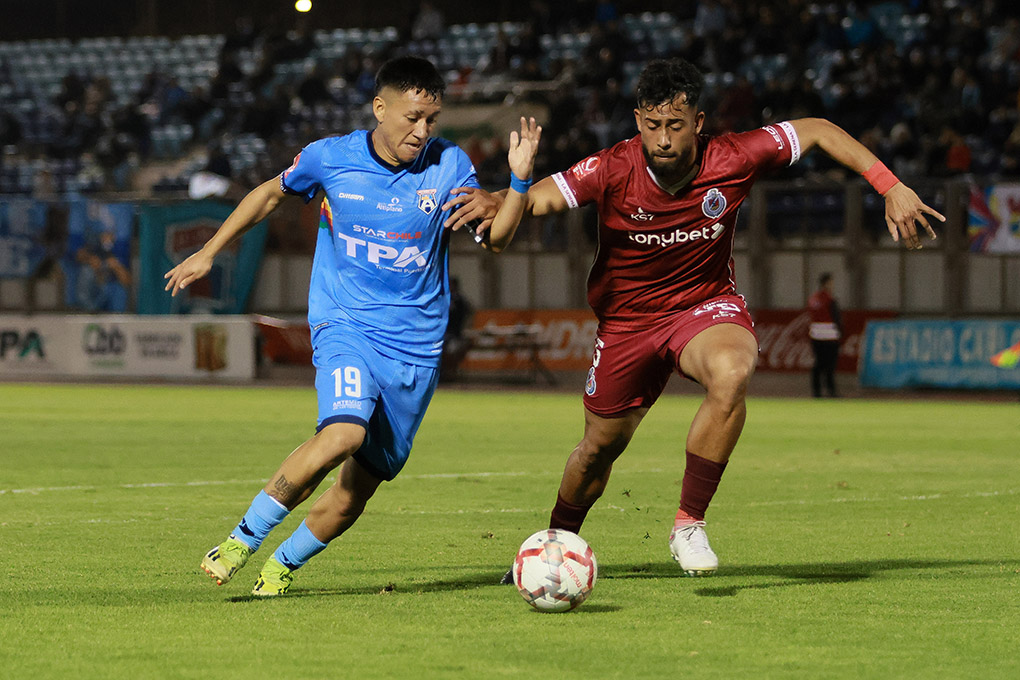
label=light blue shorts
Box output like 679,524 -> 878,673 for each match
312,325 -> 439,481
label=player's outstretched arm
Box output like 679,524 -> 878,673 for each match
486,117 -> 542,252
442,178 -> 571,238
791,117 -> 945,250
164,177 -> 289,297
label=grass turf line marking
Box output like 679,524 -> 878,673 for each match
0,469 -> 665,496
4,476 -> 1016,509
0,479 -> 268,495
745,487 -> 1019,507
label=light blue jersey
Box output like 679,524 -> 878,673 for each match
281,130 -> 479,366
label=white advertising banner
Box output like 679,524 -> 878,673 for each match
0,315 -> 257,380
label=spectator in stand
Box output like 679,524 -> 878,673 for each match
411,1 -> 445,41
297,63 -> 333,107
715,75 -> 758,133
159,77 -> 190,123
938,125 -> 973,175
693,0 -> 727,40
73,227 -> 132,312
593,0 -> 618,26
1001,121 -> 1020,178
3,1 -> 1020,194
843,5 -> 881,48
888,122 -> 923,177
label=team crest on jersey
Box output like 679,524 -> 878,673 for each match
702,188 -> 727,218
417,189 -> 438,215
571,156 -> 600,181
585,367 -> 597,396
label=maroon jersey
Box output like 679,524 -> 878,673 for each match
807,288 -> 842,341
553,122 -> 801,330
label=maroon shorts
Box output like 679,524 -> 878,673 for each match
583,295 -> 757,417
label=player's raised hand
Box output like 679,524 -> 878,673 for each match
508,117 -> 542,183
883,183 -> 944,250
164,249 -> 214,297
442,186 -> 503,231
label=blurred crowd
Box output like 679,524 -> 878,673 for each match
1,0 -> 1019,196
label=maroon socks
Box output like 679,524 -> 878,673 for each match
676,450 -> 727,525
549,492 -> 594,534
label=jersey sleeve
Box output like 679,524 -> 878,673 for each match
551,148 -> 611,209
729,121 -> 802,173
452,145 -> 480,190
279,138 -> 328,203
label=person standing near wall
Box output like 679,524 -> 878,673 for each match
807,272 -> 842,398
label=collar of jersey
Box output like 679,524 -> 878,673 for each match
367,130 -> 415,173
646,163 -> 700,195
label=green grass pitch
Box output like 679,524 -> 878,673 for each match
1,382 -> 1018,679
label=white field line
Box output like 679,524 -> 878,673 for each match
1,486 -> 1016,527
0,469 -> 661,497
0,479 -> 269,495
2,473 -> 1016,513
744,488 -> 1019,507
6,487 -> 1019,527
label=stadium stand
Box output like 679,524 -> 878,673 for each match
0,1 -> 1018,198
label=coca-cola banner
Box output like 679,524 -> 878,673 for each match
752,309 -> 897,373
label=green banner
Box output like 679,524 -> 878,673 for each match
137,201 -> 267,314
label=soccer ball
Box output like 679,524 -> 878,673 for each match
512,529 -> 598,612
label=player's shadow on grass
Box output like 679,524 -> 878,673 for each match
602,557 -> 1014,598
226,570 -> 507,602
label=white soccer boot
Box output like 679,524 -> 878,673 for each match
668,521 -> 718,577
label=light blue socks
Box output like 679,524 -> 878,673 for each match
273,520 -> 329,571
231,490 -> 290,551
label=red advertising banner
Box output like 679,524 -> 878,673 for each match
753,309 -> 897,372
256,316 -> 313,364
461,309 -> 599,372
255,308 -> 898,374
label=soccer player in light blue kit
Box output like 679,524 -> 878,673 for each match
164,56 -> 541,596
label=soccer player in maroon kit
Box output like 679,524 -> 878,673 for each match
447,57 -> 943,577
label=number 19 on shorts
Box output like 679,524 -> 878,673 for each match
332,366 -> 362,398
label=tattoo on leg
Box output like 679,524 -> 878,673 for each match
270,475 -> 298,503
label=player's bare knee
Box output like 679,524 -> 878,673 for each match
705,353 -> 755,406
333,493 -> 368,520
576,433 -> 628,467
313,424 -> 365,468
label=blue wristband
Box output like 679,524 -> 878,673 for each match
509,171 -> 533,194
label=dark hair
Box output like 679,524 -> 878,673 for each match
375,56 -> 445,100
819,272 -> 833,286
635,57 -> 704,110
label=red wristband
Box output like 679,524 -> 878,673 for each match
863,161 -> 899,195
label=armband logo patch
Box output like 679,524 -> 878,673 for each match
571,156 -> 601,181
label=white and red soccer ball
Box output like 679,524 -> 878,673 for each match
513,529 -> 598,612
